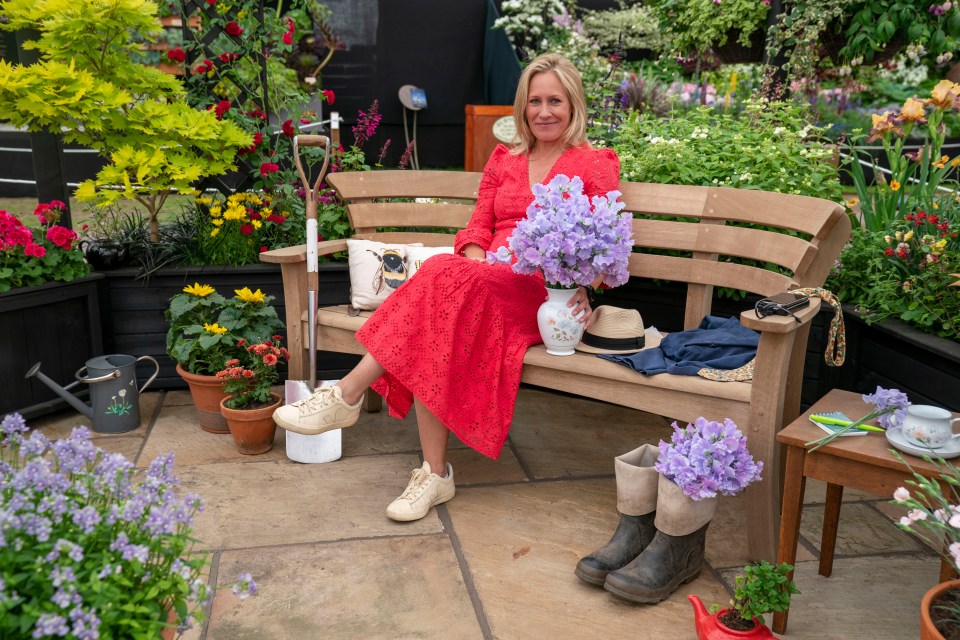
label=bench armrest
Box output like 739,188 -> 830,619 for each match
739,298 -> 822,334
259,239 -> 350,264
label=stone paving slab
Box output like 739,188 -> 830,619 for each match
448,479 -> 726,640
798,502 -> 924,557
208,536 -> 483,640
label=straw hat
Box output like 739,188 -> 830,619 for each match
576,306 -> 653,355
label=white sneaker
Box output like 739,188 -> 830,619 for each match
386,461 -> 456,522
273,386 -> 361,435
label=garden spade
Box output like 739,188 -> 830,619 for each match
286,133 -> 331,406
284,133 -> 344,463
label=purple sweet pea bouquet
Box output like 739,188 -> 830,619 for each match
489,173 -> 633,288
655,417 -> 764,501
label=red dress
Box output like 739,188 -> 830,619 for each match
355,143 -> 620,459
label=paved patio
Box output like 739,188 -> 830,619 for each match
29,386 -> 941,639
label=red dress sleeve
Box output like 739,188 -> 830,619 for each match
583,147 -> 620,196
454,144 -> 510,254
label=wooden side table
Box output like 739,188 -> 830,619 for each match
773,389 -> 956,634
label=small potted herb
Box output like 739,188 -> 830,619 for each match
689,561 -> 799,639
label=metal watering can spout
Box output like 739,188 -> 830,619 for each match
25,362 -> 102,420
25,355 -> 160,434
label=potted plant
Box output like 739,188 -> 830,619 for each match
0,201 -> 89,293
891,453 -> 960,639
216,337 -> 289,454
165,283 -> 285,432
0,412 -> 258,638
689,561 -> 799,639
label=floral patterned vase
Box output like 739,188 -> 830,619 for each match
537,286 -> 585,356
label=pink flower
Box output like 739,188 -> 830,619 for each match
46,225 -> 78,250
24,243 -> 46,258
225,21 -> 243,37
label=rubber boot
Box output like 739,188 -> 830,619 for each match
603,474 -> 718,603
575,444 -> 659,586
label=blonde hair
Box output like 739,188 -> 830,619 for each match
511,53 -> 588,155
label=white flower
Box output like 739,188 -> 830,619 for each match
893,487 -> 910,502
908,509 -> 928,522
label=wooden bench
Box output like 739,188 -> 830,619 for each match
260,170 -> 852,562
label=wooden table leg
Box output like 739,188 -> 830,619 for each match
819,482 -> 844,577
773,444 -> 806,635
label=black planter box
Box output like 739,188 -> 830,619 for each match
1,274 -> 105,418
97,262 -> 358,389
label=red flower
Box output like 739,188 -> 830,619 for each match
206,0 -> 215,5
240,223 -> 254,235
322,89 -> 335,105
259,245 -> 268,253
213,100 -> 231,120
259,162 -> 280,177
263,353 -> 278,366
225,21 -> 243,37
248,211 -> 262,221
267,214 -> 286,224
884,247 -> 894,256
248,109 -> 267,120
24,243 -> 46,258
46,225 -> 78,250
49,200 -> 66,210
282,32 -> 292,45
33,203 -> 52,225
300,116 -> 312,125
218,52 -> 240,64
281,119 -> 295,138
272,334 -> 284,341
167,48 -> 186,63
238,132 -> 264,156
237,339 -> 247,346
196,59 -> 214,74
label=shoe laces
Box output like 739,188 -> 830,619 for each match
398,468 -> 431,501
295,388 -> 336,414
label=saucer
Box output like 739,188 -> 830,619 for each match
885,427 -> 960,459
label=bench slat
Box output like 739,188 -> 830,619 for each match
627,253 -> 795,296
328,170 -> 482,200
347,202 -> 474,229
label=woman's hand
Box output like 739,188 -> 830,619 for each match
568,286 -> 595,327
461,243 -> 486,261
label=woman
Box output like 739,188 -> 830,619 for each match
274,53 -> 621,522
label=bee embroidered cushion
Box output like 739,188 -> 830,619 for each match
405,246 -> 454,279
347,239 -> 418,311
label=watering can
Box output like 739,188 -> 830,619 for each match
25,354 -> 160,434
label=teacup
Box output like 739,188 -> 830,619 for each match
900,404 -> 960,449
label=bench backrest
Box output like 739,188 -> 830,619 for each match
327,171 -> 851,329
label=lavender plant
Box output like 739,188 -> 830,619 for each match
0,413 -> 256,638
655,417 -> 764,500
491,174 -> 632,288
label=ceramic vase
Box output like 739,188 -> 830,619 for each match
175,363 -> 229,433
220,393 -> 281,455
537,286 -> 585,356
689,596 -> 775,639
920,579 -> 960,640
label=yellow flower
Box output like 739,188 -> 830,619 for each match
211,218 -> 223,227
209,204 -> 222,218
930,80 -> 960,110
183,283 -> 215,297
203,322 -> 228,335
235,287 -> 266,303
952,158 -> 960,167
252,219 -> 262,230
934,202 -> 940,209
937,239 -> 949,250
934,155 -> 950,169
890,180 -> 901,191
210,228 -> 220,237
845,197 -> 860,208
196,196 -> 213,206
900,98 -> 927,122
904,230 -> 914,241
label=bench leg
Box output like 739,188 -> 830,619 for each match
362,390 -> 382,413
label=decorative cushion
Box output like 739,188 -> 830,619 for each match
347,239 -> 414,311
405,246 -> 454,279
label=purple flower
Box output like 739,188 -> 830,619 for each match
509,174 -> 632,287
863,386 -> 911,429
32,613 -> 69,638
655,417 -> 763,500
232,572 -> 258,600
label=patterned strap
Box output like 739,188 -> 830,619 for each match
789,287 -> 846,367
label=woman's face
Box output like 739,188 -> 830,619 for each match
525,70 -> 571,146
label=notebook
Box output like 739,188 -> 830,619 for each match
809,411 -> 864,436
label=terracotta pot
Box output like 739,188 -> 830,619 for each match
175,363 -> 229,433
160,604 -> 176,640
921,579 -> 960,640
220,393 -> 281,455
689,595 -> 775,639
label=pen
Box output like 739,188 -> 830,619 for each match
809,414 -> 885,432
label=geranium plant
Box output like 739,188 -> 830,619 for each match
655,417 -> 764,500
0,412 -> 257,638
494,173 -> 633,289
165,283 -> 285,376
0,201 -> 90,293
216,337 -> 290,409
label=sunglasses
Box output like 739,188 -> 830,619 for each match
754,293 -> 810,323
